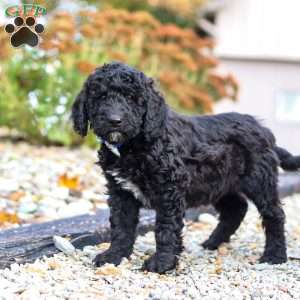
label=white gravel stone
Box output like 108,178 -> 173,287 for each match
50,187 -> 70,199
18,202 -> 38,214
198,213 -> 218,225
0,179 -> 19,192
83,246 -> 98,258
53,236 -> 76,256
57,200 -> 94,218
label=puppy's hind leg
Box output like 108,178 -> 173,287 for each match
242,157 -> 287,264
202,194 -> 248,250
248,192 -> 286,264
258,203 -> 286,264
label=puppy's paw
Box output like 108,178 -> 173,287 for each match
259,253 -> 287,265
93,250 -> 123,267
202,239 -> 220,250
142,253 -> 177,274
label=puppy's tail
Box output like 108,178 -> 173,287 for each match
275,146 -> 300,171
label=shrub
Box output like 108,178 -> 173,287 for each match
100,0 -> 206,28
0,9 -> 238,146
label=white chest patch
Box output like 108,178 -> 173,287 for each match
107,170 -> 151,208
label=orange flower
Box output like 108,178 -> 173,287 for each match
40,40 -> 56,51
147,0 -> 205,18
154,24 -> 187,39
226,74 -> 239,97
110,51 -> 128,62
179,97 -> 195,109
131,11 -> 160,28
209,74 -> 227,98
80,24 -> 98,38
92,18 -> 107,29
76,61 -> 97,74
193,91 -> 214,112
54,11 -> 73,18
197,55 -> 219,67
114,26 -> 135,38
78,10 -> 97,18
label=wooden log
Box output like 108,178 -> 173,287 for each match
0,173 -> 299,269
0,207 -> 211,269
278,172 -> 300,198
0,209 -> 156,269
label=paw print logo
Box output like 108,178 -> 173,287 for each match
4,16 -> 44,48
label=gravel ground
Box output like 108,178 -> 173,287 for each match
0,140 -> 108,227
0,140 -> 300,300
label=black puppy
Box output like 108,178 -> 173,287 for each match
72,62 -> 300,273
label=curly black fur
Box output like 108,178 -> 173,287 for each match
72,62 -> 300,273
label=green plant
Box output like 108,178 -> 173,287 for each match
0,48 -> 97,146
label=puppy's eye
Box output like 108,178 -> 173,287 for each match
127,94 -> 135,101
101,94 -> 107,100
123,75 -> 133,83
137,97 -> 143,105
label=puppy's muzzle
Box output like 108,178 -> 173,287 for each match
107,131 -> 124,144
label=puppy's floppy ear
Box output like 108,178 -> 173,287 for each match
143,78 -> 167,142
71,82 -> 89,137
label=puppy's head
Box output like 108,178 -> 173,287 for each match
71,62 -> 167,145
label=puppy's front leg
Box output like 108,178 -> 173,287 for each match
93,188 -> 140,267
142,188 -> 185,274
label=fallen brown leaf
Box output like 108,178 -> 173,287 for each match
26,266 -> 46,276
188,223 -> 209,230
0,211 -> 20,224
58,173 -> 80,190
215,265 -> 223,274
218,245 -> 228,256
9,191 -> 25,202
215,257 -> 222,265
95,264 -> 122,276
215,256 -> 223,274
47,258 -> 61,270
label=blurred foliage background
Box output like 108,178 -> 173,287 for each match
0,0 -> 238,146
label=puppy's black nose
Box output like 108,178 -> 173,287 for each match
108,114 -> 122,126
